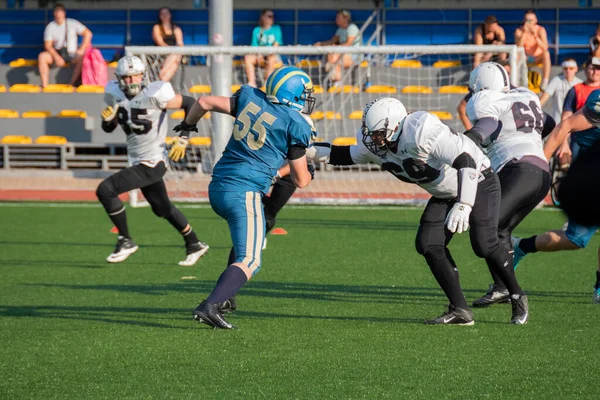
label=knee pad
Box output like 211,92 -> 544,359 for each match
96,179 -> 116,201
472,238 -> 497,259
422,246 -> 447,265
151,202 -> 172,219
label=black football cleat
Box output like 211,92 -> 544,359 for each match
179,241 -> 210,266
510,294 -> 529,325
472,284 -> 511,308
193,300 -> 235,329
219,295 -> 237,314
425,304 -> 475,326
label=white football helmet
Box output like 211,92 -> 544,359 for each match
361,97 -> 407,157
115,55 -> 148,97
469,61 -> 510,93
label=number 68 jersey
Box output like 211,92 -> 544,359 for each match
104,80 -> 175,166
466,87 -> 547,172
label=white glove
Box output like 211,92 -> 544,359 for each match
445,202 -> 472,234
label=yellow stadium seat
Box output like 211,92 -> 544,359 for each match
348,110 -> 363,120
232,59 -> 243,67
204,112 -> 211,119
35,135 -> 67,145
430,111 -> 453,120
313,85 -> 324,94
22,110 -> 52,118
107,61 -> 118,68
1,135 -> 32,144
43,84 -> 74,93
360,60 -> 369,68
296,59 -> 320,68
231,85 -> 241,92
76,85 -> 105,93
273,61 -> 283,69
9,58 -> 37,67
328,85 -> 360,94
170,110 -> 185,119
190,85 -> 211,94
402,85 -> 433,94
332,137 -> 357,146
0,85 -> 6,93
311,111 -> 324,121
439,85 -> 470,94
391,60 -> 422,68
433,60 -> 462,68
0,110 -> 19,118
189,137 -> 212,146
165,137 -> 176,145
365,85 -> 397,94
325,111 -> 342,120
9,84 -> 41,93
56,110 -> 87,118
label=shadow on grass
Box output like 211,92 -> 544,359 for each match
0,240 -> 230,251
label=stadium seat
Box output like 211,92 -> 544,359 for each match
348,110 -> 363,120
35,135 -> 68,145
433,60 -> 462,68
9,84 -> 41,93
439,85 -> 469,94
391,60 -> 422,68
190,85 -> 211,94
189,137 -> 212,146
9,58 -> 37,67
231,85 -> 241,92
170,110 -> 185,119
365,85 -> 397,94
0,85 -> 6,93
328,85 -> 360,94
107,61 -> 118,68
165,137 -> 176,145
311,111 -> 342,120
332,137 -> 357,146
313,85 -> 324,94
0,110 -> 19,118
56,110 -> 88,118
76,85 -> 105,93
296,59 -> 321,68
360,60 -> 369,68
1,135 -> 32,144
430,111 -> 453,120
232,60 -> 243,67
21,110 -> 52,118
402,86 -> 433,94
43,84 -> 75,93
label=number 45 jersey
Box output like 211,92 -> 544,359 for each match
466,87 -> 547,172
104,80 -> 174,166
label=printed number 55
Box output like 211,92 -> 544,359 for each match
234,102 -> 276,150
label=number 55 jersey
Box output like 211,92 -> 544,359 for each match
466,87 -> 547,172
104,80 -> 175,167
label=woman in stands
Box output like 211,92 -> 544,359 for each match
151,7 -> 184,83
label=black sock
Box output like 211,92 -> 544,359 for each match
519,236 -> 538,254
595,271 -> 600,289
182,227 -> 199,246
486,246 -> 524,296
108,207 -> 130,239
423,247 -> 469,310
488,268 -> 507,291
206,265 -> 248,304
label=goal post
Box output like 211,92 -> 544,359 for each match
125,44 -> 526,205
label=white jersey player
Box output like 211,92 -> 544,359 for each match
465,62 -> 554,308
308,97 -> 529,325
97,55 -> 209,266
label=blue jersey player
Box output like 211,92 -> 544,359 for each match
512,89 -> 600,304
169,66 -> 316,328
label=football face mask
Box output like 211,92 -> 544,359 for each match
362,119 -> 394,158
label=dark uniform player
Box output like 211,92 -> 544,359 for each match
98,55 -> 208,266
169,66 -> 316,328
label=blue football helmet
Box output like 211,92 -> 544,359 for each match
265,66 -> 315,114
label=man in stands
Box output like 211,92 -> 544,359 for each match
515,9 -> 551,90
473,15 -> 507,68
38,3 -> 93,88
539,58 -> 582,123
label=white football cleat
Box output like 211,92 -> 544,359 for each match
106,236 -> 139,263
179,242 -> 210,266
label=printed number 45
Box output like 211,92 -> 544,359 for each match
234,102 -> 276,150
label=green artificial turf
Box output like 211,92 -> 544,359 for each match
0,204 -> 598,399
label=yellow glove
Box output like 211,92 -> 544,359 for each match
101,104 -> 119,122
168,136 -> 189,162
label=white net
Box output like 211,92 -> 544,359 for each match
126,45 -> 523,205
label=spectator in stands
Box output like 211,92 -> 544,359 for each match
152,7 -> 184,83
244,9 -> 282,88
514,9 -> 551,90
38,3 -> 92,88
473,15 -> 507,68
314,9 -> 362,85
588,23 -> 600,58
539,58 -> 582,123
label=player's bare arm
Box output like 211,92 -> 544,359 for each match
544,109 -> 592,160
288,155 -> 312,188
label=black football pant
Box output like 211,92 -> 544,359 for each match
488,161 -> 551,290
96,161 -> 190,237
263,174 -> 297,233
415,173 -> 523,310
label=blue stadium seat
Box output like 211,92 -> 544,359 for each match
85,23 -> 127,46
386,24 -> 469,45
0,24 -> 45,46
385,9 -> 468,22
559,24 -> 596,45
67,10 -> 127,22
